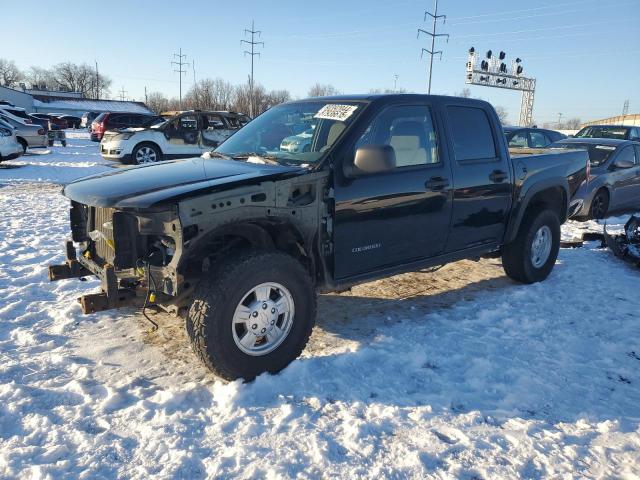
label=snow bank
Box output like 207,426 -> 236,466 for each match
0,139 -> 639,478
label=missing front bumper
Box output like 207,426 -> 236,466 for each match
49,240 -> 140,314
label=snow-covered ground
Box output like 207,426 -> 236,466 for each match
1,134 -> 639,479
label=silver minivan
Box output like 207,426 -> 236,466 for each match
0,110 -> 48,152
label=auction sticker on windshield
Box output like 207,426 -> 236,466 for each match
314,104 -> 358,122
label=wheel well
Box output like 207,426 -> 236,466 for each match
182,220 -> 314,279
17,137 -> 27,147
133,141 -> 162,156
525,186 -> 567,223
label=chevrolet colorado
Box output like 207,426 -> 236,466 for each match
49,95 -> 589,380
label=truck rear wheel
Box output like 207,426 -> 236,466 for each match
502,209 -> 560,284
186,250 -> 316,381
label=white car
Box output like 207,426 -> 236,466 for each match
0,119 -> 23,162
0,110 -> 48,152
99,110 -> 250,164
280,127 -> 315,153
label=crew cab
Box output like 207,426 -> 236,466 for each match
99,110 -> 251,164
50,95 -> 589,381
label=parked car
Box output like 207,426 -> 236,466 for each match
550,138 -> 640,219
574,125 -> 640,141
0,106 -> 33,124
99,111 -> 246,163
81,111 -> 101,129
280,126 -> 315,153
504,126 -> 566,149
58,115 -> 82,129
0,113 -> 47,152
27,114 -> 50,133
50,94 -> 589,381
31,113 -> 69,130
0,118 -> 23,162
90,112 -> 160,142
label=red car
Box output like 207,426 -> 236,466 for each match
31,113 -> 69,129
90,112 -> 159,142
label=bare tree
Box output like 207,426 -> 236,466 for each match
25,66 -> 56,90
494,106 -> 509,125
0,59 -> 23,87
146,91 -> 170,113
564,118 -> 582,129
458,88 -> 471,98
267,89 -> 291,106
307,83 -> 339,97
50,62 -> 111,97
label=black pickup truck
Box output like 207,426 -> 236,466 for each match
50,95 -> 589,380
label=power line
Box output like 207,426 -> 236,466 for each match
118,86 -> 128,101
242,20 -> 264,117
418,0 -> 449,94
171,48 -> 189,110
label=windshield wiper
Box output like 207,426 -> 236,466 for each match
206,151 -> 231,159
230,152 -> 282,165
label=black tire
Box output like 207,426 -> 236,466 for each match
18,138 -> 27,154
502,209 -> 560,284
48,140 -> 54,147
589,189 -> 609,220
186,250 -> 316,381
132,142 -> 162,165
62,140 -> 67,147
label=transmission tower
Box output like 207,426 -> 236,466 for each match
242,20 -> 264,117
172,48 -> 189,110
417,0 -> 448,94
623,99 -> 629,116
118,86 -> 127,101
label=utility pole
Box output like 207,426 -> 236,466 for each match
242,20 -> 264,117
94,60 -> 99,99
119,86 -> 127,101
622,99 -> 629,116
144,86 -> 148,105
418,0 -> 448,94
172,48 -> 189,110
393,74 -> 399,92
557,112 -> 563,128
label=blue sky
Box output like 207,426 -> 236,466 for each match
4,0 -> 639,124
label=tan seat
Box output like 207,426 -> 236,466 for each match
320,122 -> 346,152
389,121 -> 429,167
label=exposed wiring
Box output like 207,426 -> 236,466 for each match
138,258 -> 159,331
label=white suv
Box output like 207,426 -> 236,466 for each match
100,110 -> 250,164
0,118 -> 23,162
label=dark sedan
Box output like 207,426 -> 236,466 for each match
549,138 -> 640,219
504,126 -> 566,149
575,124 -> 640,141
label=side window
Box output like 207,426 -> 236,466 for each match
631,128 -> 640,141
618,146 -> 636,165
355,105 -> 439,168
178,114 -> 198,130
447,106 -> 497,161
110,114 -> 125,126
508,132 -> 528,148
530,131 -> 550,148
635,145 -> 640,161
205,114 -> 226,130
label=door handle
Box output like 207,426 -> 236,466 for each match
425,176 -> 449,191
489,170 -> 508,183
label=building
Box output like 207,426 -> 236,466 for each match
0,85 -> 152,117
581,113 -> 640,128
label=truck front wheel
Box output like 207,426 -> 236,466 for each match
186,251 -> 316,381
502,209 -> 560,284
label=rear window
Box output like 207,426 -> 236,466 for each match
447,106 -> 497,161
553,142 -> 617,166
575,126 -> 629,140
4,108 -> 29,120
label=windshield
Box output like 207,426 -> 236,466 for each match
575,126 -> 629,140
214,101 -> 363,165
552,142 -> 617,166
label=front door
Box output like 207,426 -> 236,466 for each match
333,104 -> 453,280
611,145 -> 640,209
200,113 -> 232,150
165,114 -> 202,157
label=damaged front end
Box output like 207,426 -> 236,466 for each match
604,215 -> 640,267
49,201 -> 184,314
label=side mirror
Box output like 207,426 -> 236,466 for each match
613,159 -> 634,169
345,145 -> 396,177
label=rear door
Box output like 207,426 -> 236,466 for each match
200,113 -> 231,149
529,131 -> 552,148
333,102 -> 453,279
444,103 -> 513,252
164,113 -> 201,157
